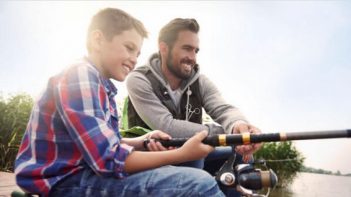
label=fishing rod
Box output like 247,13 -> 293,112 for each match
145,129 -> 351,147
144,129 -> 350,197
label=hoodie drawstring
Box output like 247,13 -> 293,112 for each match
185,86 -> 192,121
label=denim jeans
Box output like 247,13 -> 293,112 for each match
50,165 -> 225,197
177,146 -> 248,197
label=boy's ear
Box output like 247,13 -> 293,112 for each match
89,30 -> 104,52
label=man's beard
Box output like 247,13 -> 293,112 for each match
166,51 -> 194,80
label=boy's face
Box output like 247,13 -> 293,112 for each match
99,29 -> 143,81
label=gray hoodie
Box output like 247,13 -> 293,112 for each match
126,54 -> 248,138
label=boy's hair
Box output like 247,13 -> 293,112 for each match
87,8 -> 148,51
158,18 -> 199,49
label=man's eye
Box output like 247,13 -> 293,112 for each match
183,47 -> 191,51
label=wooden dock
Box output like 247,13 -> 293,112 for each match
0,171 -> 22,197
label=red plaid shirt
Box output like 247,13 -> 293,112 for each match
15,58 -> 133,196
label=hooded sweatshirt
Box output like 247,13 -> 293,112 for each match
126,53 -> 247,138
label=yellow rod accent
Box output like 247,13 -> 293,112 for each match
242,133 -> 250,144
219,134 -> 227,146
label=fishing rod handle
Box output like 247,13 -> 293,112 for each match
144,129 -> 351,147
143,135 -> 219,147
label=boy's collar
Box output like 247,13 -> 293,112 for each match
101,78 -> 118,98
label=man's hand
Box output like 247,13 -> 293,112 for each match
232,121 -> 262,162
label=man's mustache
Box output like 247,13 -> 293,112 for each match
180,58 -> 196,66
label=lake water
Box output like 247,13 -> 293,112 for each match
269,172 -> 351,197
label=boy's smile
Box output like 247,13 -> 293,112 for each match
95,28 -> 143,81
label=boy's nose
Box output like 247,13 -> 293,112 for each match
130,55 -> 137,67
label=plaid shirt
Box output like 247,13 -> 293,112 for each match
15,58 -> 134,196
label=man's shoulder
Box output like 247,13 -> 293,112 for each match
131,65 -> 150,75
128,65 -> 156,83
126,67 -> 152,91
197,74 -> 211,85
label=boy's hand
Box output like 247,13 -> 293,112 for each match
179,130 -> 214,161
144,130 -> 173,151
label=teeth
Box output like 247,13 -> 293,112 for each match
123,65 -> 130,73
182,63 -> 192,71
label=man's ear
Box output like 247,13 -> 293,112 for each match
89,30 -> 104,52
159,42 -> 169,56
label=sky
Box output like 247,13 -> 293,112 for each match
1,1 -> 350,174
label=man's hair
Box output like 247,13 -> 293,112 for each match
87,8 -> 148,50
158,18 -> 199,48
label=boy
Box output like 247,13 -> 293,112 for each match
15,8 -> 224,197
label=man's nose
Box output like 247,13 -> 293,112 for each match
189,50 -> 197,63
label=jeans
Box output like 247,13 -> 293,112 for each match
50,166 -> 225,197
177,146 -> 248,197
177,146 -> 234,169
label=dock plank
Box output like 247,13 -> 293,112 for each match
0,171 -> 22,197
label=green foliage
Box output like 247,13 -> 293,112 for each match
120,126 -> 151,138
254,141 -> 305,188
0,93 -> 33,172
119,97 -> 152,138
301,166 -> 332,175
121,96 -> 130,130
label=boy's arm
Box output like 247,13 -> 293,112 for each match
124,130 -> 213,173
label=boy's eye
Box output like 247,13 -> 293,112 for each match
126,45 -> 134,51
125,43 -> 139,57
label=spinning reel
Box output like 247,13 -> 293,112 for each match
215,148 -> 277,197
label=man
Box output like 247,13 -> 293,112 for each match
126,18 -> 261,168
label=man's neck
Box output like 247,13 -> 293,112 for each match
161,63 -> 181,90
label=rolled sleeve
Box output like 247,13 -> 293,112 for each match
113,143 -> 134,177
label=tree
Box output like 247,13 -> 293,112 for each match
0,93 -> 33,172
254,141 -> 305,188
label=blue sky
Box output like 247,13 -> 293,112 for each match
1,1 -> 350,174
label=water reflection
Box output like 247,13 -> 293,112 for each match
269,187 -> 294,197
267,172 -> 351,197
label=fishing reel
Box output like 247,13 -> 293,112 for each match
215,150 -> 278,197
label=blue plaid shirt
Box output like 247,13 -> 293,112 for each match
15,58 -> 134,196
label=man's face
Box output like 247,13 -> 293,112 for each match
99,29 -> 143,81
166,30 -> 199,80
